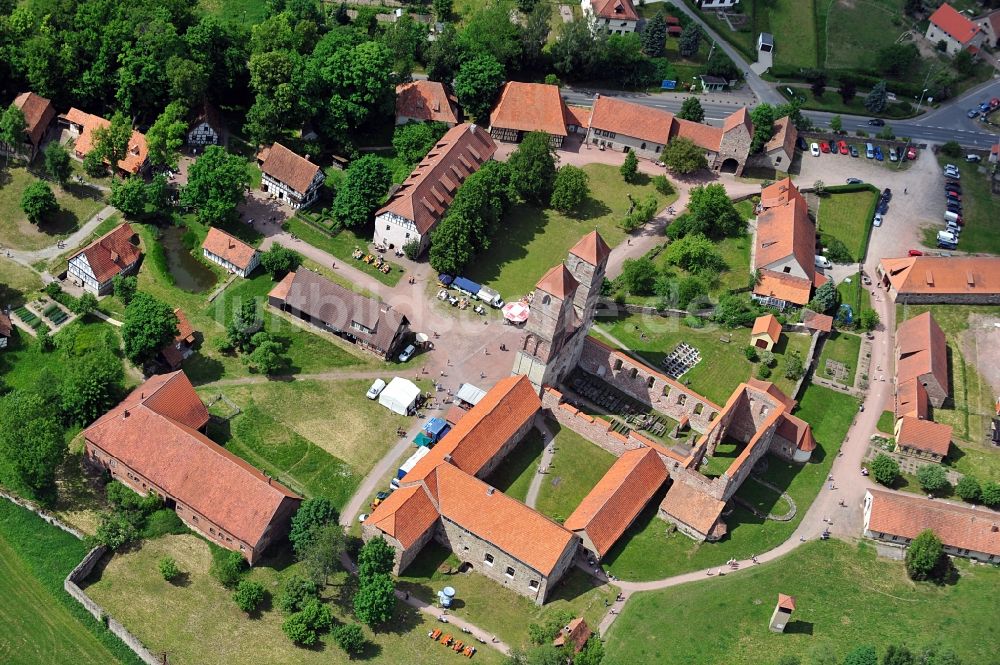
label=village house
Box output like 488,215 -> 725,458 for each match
60,108 -> 149,176
895,311 -> 949,410
395,80 -> 460,126
893,416 -> 952,464
83,371 -> 302,564
158,309 -> 196,371
268,268 -> 409,360
67,222 -> 143,295
757,116 -> 798,171
863,489 -> 1000,563
752,179 -> 825,310
878,256 -> 1000,304
374,123 -> 497,255
925,3 -> 985,55
0,311 -> 11,349
201,227 -> 260,277
12,92 -> 56,160
750,314 -> 782,351
257,143 -> 324,209
975,8 -> 1000,47
489,82 -> 587,147
582,0 -> 639,34
187,101 -> 224,146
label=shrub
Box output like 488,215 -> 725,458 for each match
982,481 -> 1000,507
744,345 -> 759,362
278,575 -> 321,614
940,141 -> 962,158
233,579 -> 267,614
916,465 -> 950,495
824,238 -> 853,264
211,550 -> 247,589
333,623 -> 367,656
402,239 -> 421,260
158,556 -> 180,581
905,529 -> 945,581
683,315 -> 704,329
760,350 -> 775,367
954,476 -> 981,502
783,350 -> 804,380
93,511 -> 139,550
652,175 -> 674,196
869,453 -> 900,487
756,364 -> 772,379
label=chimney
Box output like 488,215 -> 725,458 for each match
110,250 -> 120,262
304,154 -> 310,161
123,409 -> 130,418
486,487 -> 495,496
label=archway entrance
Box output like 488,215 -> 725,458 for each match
720,158 -> 740,174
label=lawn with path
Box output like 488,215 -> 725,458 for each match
815,331 -> 862,386
484,428 -> 546,503
600,383 -> 856,582
466,164 -> 675,298
0,167 -> 106,251
604,540 -> 1000,665
816,188 -> 878,262
535,423 -> 616,523
284,217 -> 402,287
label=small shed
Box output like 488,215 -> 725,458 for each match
758,32 -> 774,53
455,383 -> 487,407
379,377 -> 422,416
700,75 -> 727,92
751,314 -> 782,351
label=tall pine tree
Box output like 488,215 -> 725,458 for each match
642,13 -> 666,56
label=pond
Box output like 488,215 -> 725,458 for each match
159,224 -> 217,293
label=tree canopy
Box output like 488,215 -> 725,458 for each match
678,97 -> 705,122
21,181 -> 58,224
181,146 -> 251,226
121,292 -> 179,365
332,154 -> 391,229
905,529 -> 945,581
549,165 -> 589,213
454,54 -> 506,121
508,131 -> 556,205
661,136 -> 708,174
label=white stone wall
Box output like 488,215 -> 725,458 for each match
374,211 -> 425,253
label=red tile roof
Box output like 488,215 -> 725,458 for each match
564,105 -> 592,130
269,271 -> 294,302
564,447 -> 667,557
895,379 -> 929,420
589,95 -> 673,145
258,143 -> 321,194
553,617 -> 592,652
671,117 -> 722,151
763,116 -> 797,158
403,375 -> 541,482
895,312 -> 948,398
760,177 -> 804,209
751,314 -> 782,344
801,308 -> 833,333
747,378 -> 796,411
160,309 -> 196,369
13,92 -> 55,147
536,264 -> 579,300
777,413 -> 816,452
659,480 -> 725,535
896,416 -> 952,457
396,81 -> 459,125
880,256 -> 1000,297
569,230 -> 611,267
753,271 -> 812,306
723,107 -> 753,135
365,484 -> 439,548
592,0 -> 638,20
85,372 -> 300,547
930,3 -> 982,44
489,82 -> 568,137
866,489 -> 1000,556
201,227 -> 258,271
754,195 -> 816,278
67,109 -> 148,174
377,123 -> 497,234
777,594 -> 796,611
70,222 -> 142,284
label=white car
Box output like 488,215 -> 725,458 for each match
873,214 -> 883,227
398,344 -> 416,362
814,255 -> 833,269
366,379 -> 387,400
945,169 -> 960,180
810,142 -> 820,157
358,513 -> 369,523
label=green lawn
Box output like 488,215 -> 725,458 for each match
816,188 -> 878,262
877,410 -> 895,434
466,164 -> 676,299
925,157 -> 1000,255
605,540 -> 1000,665
484,428 -> 545,503
397,543 -> 615,650
637,232 -> 751,302
780,87 -> 918,119
683,0 -> 817,68
595,314 -> 812,405
0,167 -> 107,251
824,0 -> 908,70
84,534 -> 504,665
535,422 -> 616,523
284,217 -> 402,287
0,317 -> 121,393
734,476 -> 791,517
601,383 -> 856,581
0,500 -> 142,665
815,331 -> 862,386
0,257 -> 43,306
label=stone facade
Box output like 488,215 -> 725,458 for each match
891,291 -> 1000,305
363,519 -> 436,576
585,128 -> 664,159
713,122 -> 753,175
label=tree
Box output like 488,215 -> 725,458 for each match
642,12 -> 666,56
299,522 -> 345,585
687,183 -> 744,238
508,132 -> 557,205
870,453 -> 900,487
809,281 -> 839,314
426,24 -> 466,83
21,181 -> 58,224
353,572 -> 396,627
92,112 -> 133,179
550,166 -> 589,213
282,598 -> 333,646
905,529 -> 944,581
180,146 -> 250,226
245,335 -> 284,374
678,97 -> 705,122
783,350 -> 804,380
953,49 -> 975,76
83,150 -> 107,178
576,636 -> 605,665
877,44 -> 919,77
865,81 -> 889,114
282,612 -> 316,646
122,293 -> 179,365
333,623 -> 366,656
145,101 -> 189,169
940,141 -> 962,158
810,73 -> 827,98
521,3 -> 553,71
954,475 -> 981,502
619,258 -> 658,295
94,511 -> 139,550
159,557 -> 180,581
211,550 -> 247,589
432,0 -> 452,21
550,19 -> 602,79
620,151 -> 639,183
0,104 -> 26,165
678,24 -> 701,58
661,137 -> 708,174
278,575 -> 320,614
839,77 -> 857,104
453,54 -> 506,121
830,115 -> 843,134
982,480 -> 1000,507
113,275 -> 138,306
44,142 -> 72,184
882,644 -> 915,665
358,536 -> 396,579
332,155 -> 391,229
664,234 -> 726,274
233,579 -> 267,614
903,0 -> 923,15
72,292 -> 99,316
858,308 -> 880,332
843,646 -> 878,665
916,465 -> 950,495
259,244 -> 302,278
227,300 -> 262,353
392,121 -> 450,165
60,347 -> 125,426
749,104 -> 776,154
110,176 -> 149,219
429,214 -> 476,275
0,390 -> 68,499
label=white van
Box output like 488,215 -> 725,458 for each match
814,255 -> 833,269
937,230 -> 958,247
865,143 -> 874,159
943,211 -> 962,224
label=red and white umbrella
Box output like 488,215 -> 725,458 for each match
502,301 -> 530,323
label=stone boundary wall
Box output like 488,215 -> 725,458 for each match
863,444 -> 964,484
0,491 -> 162,665
791,329 -> 822,401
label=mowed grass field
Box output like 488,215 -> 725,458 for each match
595,314 -> 812,405
485,427 -> 546,503
0,256 -> 43,307
84,534 -> 506,665
600,384 -> 856,581
0,167 -> 107,251
467,164 -> 676,299
824,0 -> 909,70
815,331 -> 862,386
604,540 -> 1000,665
535,423 -> 616,523
0,501 -> 139,665
816,188 -> 878,262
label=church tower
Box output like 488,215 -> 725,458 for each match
566,231 -> 610,318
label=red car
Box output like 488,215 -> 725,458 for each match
820,141 -> 831,153
906,146 -> 918,161
838,140 -> 849,155
908,250 -> 924,257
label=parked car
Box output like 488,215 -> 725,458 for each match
944,164 -> 958,171
810,142 -> 820,157
868,118 -> 885,126
966,154 -> 982,162
820,141 -> 831,153
366,378 -> 387,399
889,147 -> 898,162
945,191 -> 961,201
946,204 -> 963,215
796,136 -> 808,151
850,144 -> 860,158
991,97 -> 1000,109
908,249 -> 924,257
838,140 -> 849,155
873,214 -> 883,227
358,513 -> 369,523
877,200 -> 889,214
815,255 -> 833,269
398,344 -> 416,362
945,181 -> 961,192
874,146 -> 884,161
882,188 -> 892,201
980,101 -> 991,112
968,108 -> 979,118
906,146 -> 918,160
846,177 -> 863,184
944,169 -> 960,180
